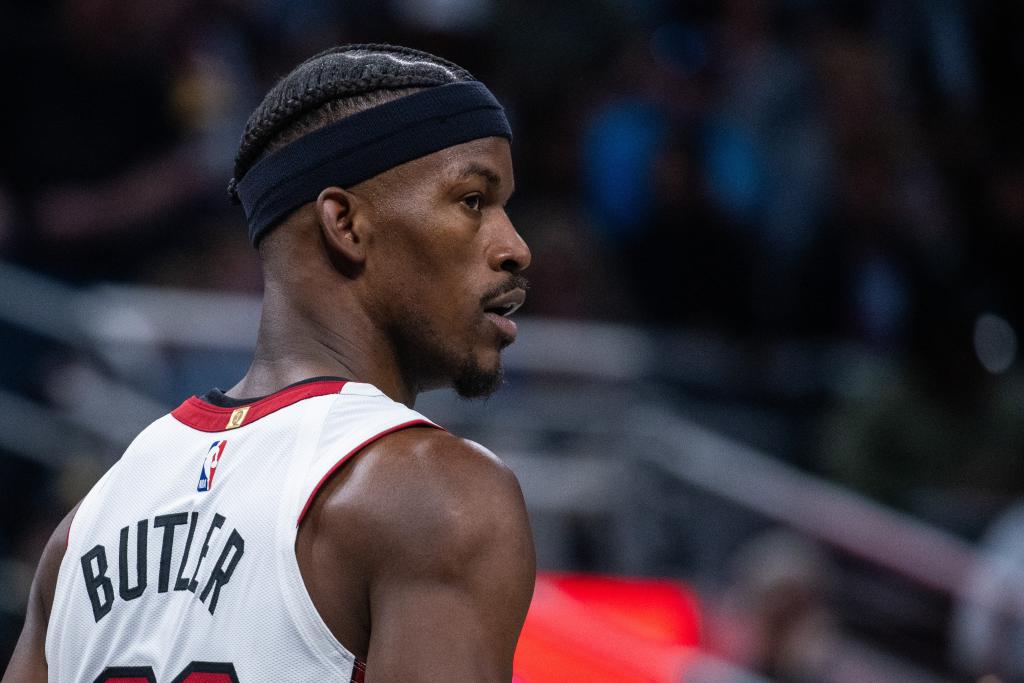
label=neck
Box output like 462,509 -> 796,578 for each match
229,279 -> 418,407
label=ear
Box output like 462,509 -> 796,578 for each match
316,186 -> 368,266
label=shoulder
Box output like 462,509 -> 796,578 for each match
351,428 -> 528,551
315,426 -> 533,576
365,428 -> 523,510
301,427 -> 535,676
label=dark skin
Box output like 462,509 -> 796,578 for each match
4,136 -> 536,682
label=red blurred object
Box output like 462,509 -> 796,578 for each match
514,572 -> 701,683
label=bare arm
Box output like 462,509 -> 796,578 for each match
328,430 -> 536,682
3,504 -> 79,683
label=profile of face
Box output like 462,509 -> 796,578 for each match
348,137 -> 531,398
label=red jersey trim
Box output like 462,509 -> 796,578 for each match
296,419 -> 441,526
171,381 -> 348,432
350,657 -> 367,683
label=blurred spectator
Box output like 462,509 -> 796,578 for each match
705,0 -> 830,255
707,529 -> 949,682
707,529 -> 841,681
622,136 -> 757,330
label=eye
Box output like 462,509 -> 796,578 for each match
461,193 -> 483,212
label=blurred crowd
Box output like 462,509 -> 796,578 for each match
1,0 -> 1023,678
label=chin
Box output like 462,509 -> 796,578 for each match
452,356 -> 504,399
391,311 -> 507,398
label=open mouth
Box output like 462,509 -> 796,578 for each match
484,300 -> 523,317
482,288 -> 526,318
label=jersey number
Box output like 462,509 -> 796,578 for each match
94,661 -> 238,683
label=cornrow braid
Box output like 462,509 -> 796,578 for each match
229,44 -> 476,203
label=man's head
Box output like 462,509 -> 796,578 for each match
232,45 -> 530,398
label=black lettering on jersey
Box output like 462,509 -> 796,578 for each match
118,520 -> 148,601
81,545 -> 114,622
199,529 -> 244,615
93,665 -> 157,683
187,513 -> 224,593
153,512 -> 188,593
78,510 -> 245,620
173,511 -> 199,592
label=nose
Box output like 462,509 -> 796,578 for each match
487,210 -> 532,274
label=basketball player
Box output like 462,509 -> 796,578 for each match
4,45 -> 535,682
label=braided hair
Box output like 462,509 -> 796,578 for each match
228,44 -> 475,203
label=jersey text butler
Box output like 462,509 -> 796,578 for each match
80,509 -> 245,621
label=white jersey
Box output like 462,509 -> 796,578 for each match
45,379 -> 437,683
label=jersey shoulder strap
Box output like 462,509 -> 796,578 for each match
294,381 -> 441,526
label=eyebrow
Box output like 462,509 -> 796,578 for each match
455,163 -> 503,187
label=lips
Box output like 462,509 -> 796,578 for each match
482,287 -> 525,343
483,288 -> 526,318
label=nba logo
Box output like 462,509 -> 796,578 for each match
197,440 -> 228,492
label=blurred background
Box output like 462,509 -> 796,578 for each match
1,0 -> 1022,680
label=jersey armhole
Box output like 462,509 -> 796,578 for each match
351,657 -> 366,682
296,419 -> 441,527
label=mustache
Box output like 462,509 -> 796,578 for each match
480,274 -> 530,306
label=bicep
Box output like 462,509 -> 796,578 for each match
363,460 -> 535,682
2,504 -> 78,683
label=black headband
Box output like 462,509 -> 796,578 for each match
236,80 -> 512,245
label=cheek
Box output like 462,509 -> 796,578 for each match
402,234 -> 479,297
422,272 -> 485,343
376,251 -> 474,329
369,211 -> 483,324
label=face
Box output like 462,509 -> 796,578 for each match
354,137 -> 531,398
